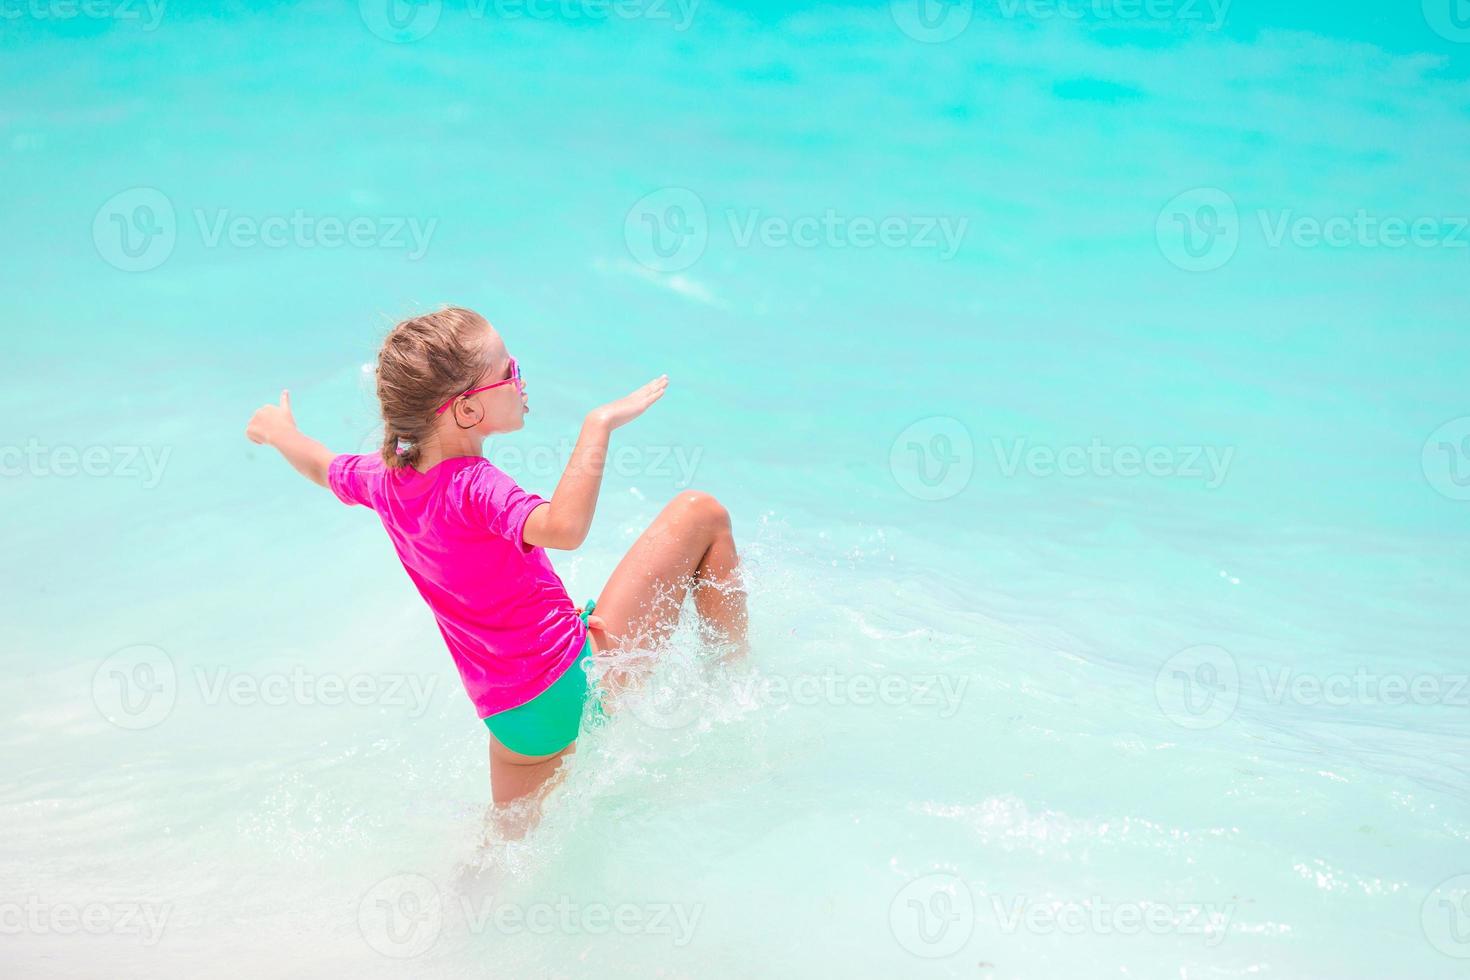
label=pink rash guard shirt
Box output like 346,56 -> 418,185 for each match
327,453 -> 586,718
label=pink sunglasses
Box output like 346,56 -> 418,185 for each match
434,357 -> 521,415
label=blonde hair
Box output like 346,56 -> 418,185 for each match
375,306 -> 495,468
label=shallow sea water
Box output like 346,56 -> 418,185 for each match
3,2 -> 1469,977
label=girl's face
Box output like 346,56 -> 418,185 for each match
443,326 -> 528,436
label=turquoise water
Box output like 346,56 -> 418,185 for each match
3,2 -> 1469,977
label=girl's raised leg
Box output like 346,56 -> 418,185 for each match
590,491 -> 747,688
487,490 -> 744,823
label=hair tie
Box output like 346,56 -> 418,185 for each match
395,437 -> 413,457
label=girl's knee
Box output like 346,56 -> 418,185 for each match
671,490 -> 730,531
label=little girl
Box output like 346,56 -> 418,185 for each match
245,307 -> 746,811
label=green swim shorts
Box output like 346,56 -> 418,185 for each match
482,601 -> 601,756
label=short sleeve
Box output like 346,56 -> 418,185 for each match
327,454 -> 375,507
458,461 -> 546,551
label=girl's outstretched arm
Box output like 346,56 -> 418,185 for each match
523,375 -> 668,550
246,390 -> 334,488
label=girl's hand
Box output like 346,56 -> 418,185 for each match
577,607 -> 608,633
589,376 -> 668,431
246,390 -> 299,446
528,377 -> 668,551
578,606 -> 611,649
